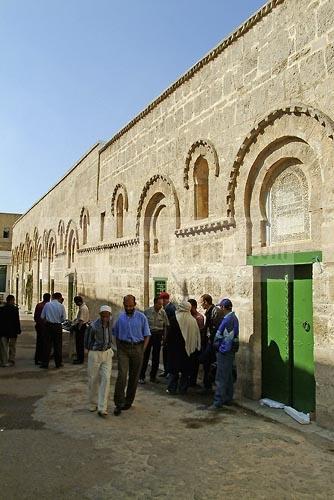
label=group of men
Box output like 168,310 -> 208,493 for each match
83,291 -> 239,418
1,288 -> 239,419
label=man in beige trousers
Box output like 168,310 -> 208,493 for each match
84,305 -> 114,418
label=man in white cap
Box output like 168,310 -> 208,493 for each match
84,305 -> 114,418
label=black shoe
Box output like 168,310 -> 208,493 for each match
98,411 -> 108,418
113,407 -> 122,416
122,404 -> 132,410
55,364 -> 64,369
39,365 -> 48,369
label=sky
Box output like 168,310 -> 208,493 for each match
0,0 -> 265,214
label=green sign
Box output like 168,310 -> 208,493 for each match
154,278 -> 167,297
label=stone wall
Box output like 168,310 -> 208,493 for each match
11,0 -> 334,429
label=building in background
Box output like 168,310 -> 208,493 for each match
0,213 -> 21,302
10,0 -> 334,430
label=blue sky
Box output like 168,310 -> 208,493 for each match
0,0 -> 265,214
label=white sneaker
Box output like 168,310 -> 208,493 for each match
89,405 -> 97,412
138,378 -> 146,384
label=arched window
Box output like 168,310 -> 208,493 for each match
82,215 -> 88,245
68,230 -> 76,268
194,157 -> 209,219
266,167 -> 310,245
116,194 -> 124,238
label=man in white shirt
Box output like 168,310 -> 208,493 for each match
40,292 -> 66,369
72,296 -> 89,364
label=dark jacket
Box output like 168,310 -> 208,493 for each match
0,303 -> 21,338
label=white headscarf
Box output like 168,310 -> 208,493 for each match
175,301 -> 201,356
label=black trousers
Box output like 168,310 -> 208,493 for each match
75,323 -> 86,363
140,332 -> 163,380
34,325 -> 45,364
43,323 -> 63,368
189,351 -> 200,386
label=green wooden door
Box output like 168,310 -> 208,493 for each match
262,266 -> 291,405
292,265 -> 315,412
262,265 -> 315,412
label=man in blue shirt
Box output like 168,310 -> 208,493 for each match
113,295 -> 151,415
40,292 -> 66,369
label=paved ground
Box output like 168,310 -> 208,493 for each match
1,316 -> 334,500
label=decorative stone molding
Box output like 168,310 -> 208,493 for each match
100,0 -> 285,155
227,105 -> 334,221
136,174 -> 180,237
111,183 -> 129,216
175,219 -> 233,238
184,140 -> 220,189
78,238 -> 139,253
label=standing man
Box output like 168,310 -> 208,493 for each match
188,298 -> 205,386
139,296 -> 169,384
33,293 -> 51,365
158,291 -> 176,377
72,295 -> 89,364
199,294 -> 224,393
0,295 -> 21,367
40,292 -> 66,369
207,298 -> 239,410
113,295 -> 151,416
85,305 -> 114,418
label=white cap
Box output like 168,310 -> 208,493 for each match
100,305 -> 112,313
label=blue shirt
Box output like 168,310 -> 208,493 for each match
113,310 -> 151,342
41,299 -> 66,324
85,318 -> 114,351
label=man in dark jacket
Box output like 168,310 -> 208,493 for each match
0,294 -> 21,367
33,293 -> 51,365
199,294 -> 224,392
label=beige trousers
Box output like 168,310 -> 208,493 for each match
87,348 -> 113,413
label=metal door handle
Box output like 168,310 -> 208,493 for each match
302,321 -> 311,332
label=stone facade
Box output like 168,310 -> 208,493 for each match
11,0 -> 334,429
0,212 -> 21,300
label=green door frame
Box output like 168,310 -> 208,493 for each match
248,250 -> 321,412
247,250 -> 322,267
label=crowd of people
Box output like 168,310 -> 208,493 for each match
0,290 -> 239,419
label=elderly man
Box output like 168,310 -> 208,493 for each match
40,292 -> 66,369
207,298 -> 239,410
139,296 -> 169,384
113,295 -> 151,416
72,295 -> 90,364
85,305 -> 114,418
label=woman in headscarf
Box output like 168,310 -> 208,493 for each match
166,301 -> 201,394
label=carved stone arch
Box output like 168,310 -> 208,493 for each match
79,207 -> 90,228
184,139 -> 220,189
237,111 -> 326,254
136,174 -> 180,237
42,230 -> 48,258
32,227 -> 39,253
227,104 -> 334,222
64,220 -> 79,253
58,220 -> 65,250
47,229 -> 58,255
111,184 -> 129,216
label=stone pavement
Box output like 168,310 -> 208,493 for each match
0,316 -> 334,500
